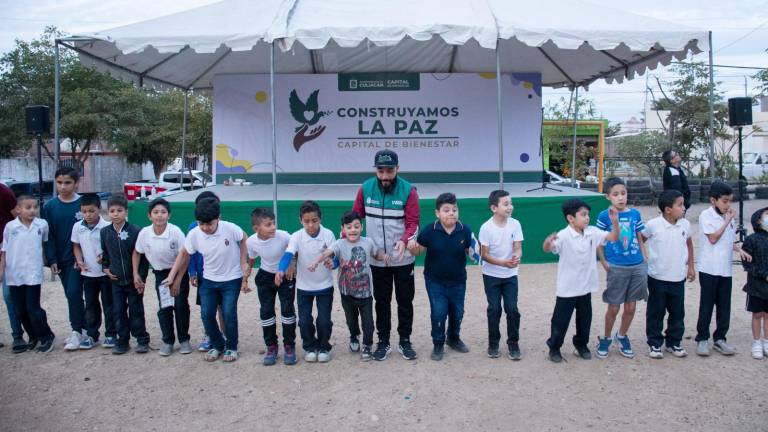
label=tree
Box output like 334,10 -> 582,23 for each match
613,131 -> 671,179
544,96 -> 603,180
649,62 -> 729,175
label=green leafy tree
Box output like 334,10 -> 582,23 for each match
544,96 -> 601,180
612,131 -> 671,179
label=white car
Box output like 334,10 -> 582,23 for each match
742,152 -> 768,180
546,170 -> 581,188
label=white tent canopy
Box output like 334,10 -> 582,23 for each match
66,0 -> 708,90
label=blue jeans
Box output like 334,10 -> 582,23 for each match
425,277 -> 466,345
200,278 -> 241,351
59,263 -> 85,333
296,287 -> 334,352
482,274 -> 521,347
3,278 -> 24,340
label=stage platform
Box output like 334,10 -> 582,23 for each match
129,182 -> 604,263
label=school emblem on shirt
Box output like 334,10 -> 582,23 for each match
119,231 -> 129,241
38,229 -> 42,236
224,239 -> 230,246
170,241 -> 177,250
75,211 -> 84,221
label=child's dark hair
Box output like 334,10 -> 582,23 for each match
195,190 -> 220,205
488,189 -> 510,207
148,197 -> 171,213
341,210 -> 362,226
80,193 -> 101,209
16,194 -> 38,205
54,166 -> 80,182
561,198 -> 590,220
435,192 -> 457,210
708,180 -> 733,200
657,189 -> 683,213
662,149 -> 676,166
107,194 -> 128,210
251,207 -> 275,225
604,177 -> 626,193
299,200 -> 321,219
195,197 -> 220,223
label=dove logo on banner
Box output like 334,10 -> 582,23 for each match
289,89 -> 332,152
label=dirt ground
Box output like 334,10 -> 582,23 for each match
1,199 -> 767,432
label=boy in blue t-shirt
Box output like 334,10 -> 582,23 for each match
408,193 -> 479,361
595,177 -> 647,359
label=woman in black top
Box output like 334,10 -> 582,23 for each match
662,149 -> 691,209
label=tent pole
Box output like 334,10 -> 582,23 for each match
707,30 -> 716,181
495,41 -> 503,188
54,40 -> 61,182
181,89 -> 189,174
270,42 -> 278,223
570,86 -> 579,187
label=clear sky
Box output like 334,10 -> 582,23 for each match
2,0 -> 766,124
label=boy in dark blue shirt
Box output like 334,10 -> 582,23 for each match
408,193 -> 479,361
42,167 -> 86,350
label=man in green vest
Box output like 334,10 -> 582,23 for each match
352,150 -> 420,361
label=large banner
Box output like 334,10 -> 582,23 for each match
213,73 -> 542,180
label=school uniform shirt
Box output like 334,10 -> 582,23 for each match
70,217 -> 110,277
184,220 -> 244,282
246,230 -> 290,274
42,194 -> 82,266
417,220 -> 473,285
596,208 -> 645,266
697,207 -> 737,277
478,217 -> 524,278
1,217 -> 48,286
331,237 -> 376,298
286,226 -> 336,292
136,223 -> 186,271
551,225 -> 610,298
644,216 -> 691,282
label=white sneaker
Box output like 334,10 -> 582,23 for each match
763,339 -> 768,356
713,339 -> 736,356
752,340 -> 764,359
665,345 -> 687,358
304,350 -> 318,363
695,340 -> 710,356
649,346 -> 664,359
317,350 -> 331,363
64,331 -> 82,351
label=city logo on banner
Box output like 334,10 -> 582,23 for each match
289,89 -> 332,151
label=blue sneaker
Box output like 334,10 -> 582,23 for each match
198,339 -> 212,352
102,336 -> 117,348
79,336 -> 95,350
263,344 -> 278,366
614,333 -> 635,358
596,336 -> 612,359
283,344 -> 297,365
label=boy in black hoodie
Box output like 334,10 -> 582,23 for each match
741,207 -> 768,359
100,194 -> 149,355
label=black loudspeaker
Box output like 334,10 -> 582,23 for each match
728,97 -> 753,126
25,105 -> 50,134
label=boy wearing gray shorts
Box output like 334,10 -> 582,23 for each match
595,178 -> 648,359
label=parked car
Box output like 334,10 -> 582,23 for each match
124,170 -> 212,201
742,152 -> 768,180
2,178 -> 54,199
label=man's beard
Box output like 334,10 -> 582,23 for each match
377,175 -> 397,193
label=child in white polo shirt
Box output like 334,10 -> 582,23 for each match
643,190 -> 695,359
542,198 -> 619,363
164,197 -> 250,363
133,198 -> 192,357
275,200 -> 336,363
71,193 -> 115,349
695,181 -> 751,356
0,195 -> 55,353
244,207 -> 297,366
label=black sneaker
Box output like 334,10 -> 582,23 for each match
361,345 -> 373,362
112,345 -> 129,355
487,345 -> 500,358
372,342 -> 391,361
446,338 -> 469,353
349,337 -> 360,352
27,338 -> 39,352
135,344 -> 150,354
548,348 -> 563,363
508,342 -> 522,361
430,343 -> 445,361
573,346 -> 592,360
12,337 -> 28,354
37,337 -> 54,353
397,339 -> 418,360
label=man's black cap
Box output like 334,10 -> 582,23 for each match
374,150 -> 398,167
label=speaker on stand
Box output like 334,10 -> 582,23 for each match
25,105 -> 50,206
728,97 -> 753,242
